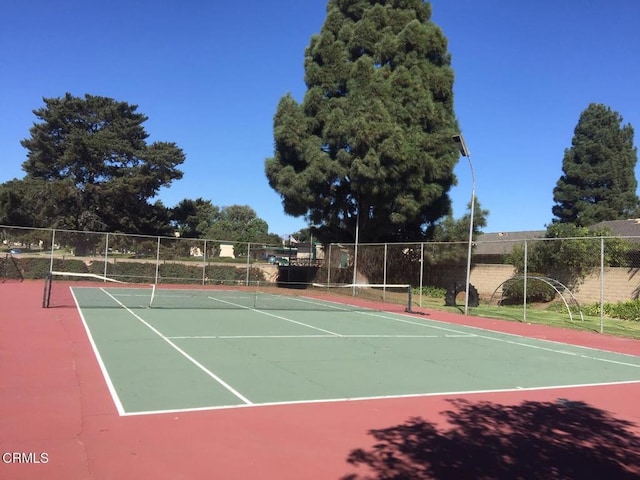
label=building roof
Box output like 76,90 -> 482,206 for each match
591,219 -> 640,237
474,230 -> 546,256
474,220 -> 640,257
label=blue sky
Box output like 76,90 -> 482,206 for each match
1,0 -> 639,237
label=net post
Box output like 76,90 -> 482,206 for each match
253,280 -> 260,308
148,283 -> 156,308
405,285 -> 413,313
42,272 -> 52,308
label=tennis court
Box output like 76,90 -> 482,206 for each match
68,284 -> 640,416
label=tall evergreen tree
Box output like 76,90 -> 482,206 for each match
552,103 -> 639,226
15,93 -> 185,235
265,0 -> 460,243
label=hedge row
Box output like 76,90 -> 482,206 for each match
582,300 -> 640,322
9,257 -> 266,284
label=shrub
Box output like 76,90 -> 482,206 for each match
17,257 -> 89,279
414,285 -> 446,298
583,300 -> 640,321
88,260 -> 156,283
501,276 -> 556,304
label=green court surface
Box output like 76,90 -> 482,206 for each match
71,286 -> 640,416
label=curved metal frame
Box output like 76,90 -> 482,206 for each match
489,275 -> 584,322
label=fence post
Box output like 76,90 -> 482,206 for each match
383,242 -> 388,294
327,243 -> 332,285
523,239 -> 528,323
103,233 -> 109,279
246,242 -> 251,286
154,236 -> 161,284
202,239 -> 207,285
419,242 -> 424,307
600,236 -> 605,334
49,229 -> 56,273
382,243 -> 388,304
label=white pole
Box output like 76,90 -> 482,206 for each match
246,242 -> 251,286
600,237 -> 605,334
464,156 -> 476,315
49,229 -> 56,273
453,133 -> 476,316
383,243 -> 388,298
202,239 -> 207,285
103,233 -> 109,279
154,236 -> 161,284
352,209 -> 359,294
523,240 -> 528,322
383,243 -> 388,285
327,243 -> 332,285
419,242 -> 424,307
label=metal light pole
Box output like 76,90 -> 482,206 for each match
453,134 -> 475,315
352,204 -> 360,294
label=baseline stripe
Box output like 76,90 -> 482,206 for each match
167,334 -> 476,340
122,379 -> 640,416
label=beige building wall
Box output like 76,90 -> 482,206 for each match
469,264 -> 639,305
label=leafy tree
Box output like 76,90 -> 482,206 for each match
507,223 -> 632,287
205,205 -> 282,255
170,198 -> 220,238
432,197 -> 488,243
552,103 -> 639,226
0,177 -> 81,249
14,93 -> 184,237
428,197 -> 488,267
265,0 -> 459,243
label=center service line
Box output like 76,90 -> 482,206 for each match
100,288 -> 253,406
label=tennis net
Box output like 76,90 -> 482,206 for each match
43,271 -> 413,312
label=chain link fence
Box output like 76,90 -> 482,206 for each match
3,224 -> 640,333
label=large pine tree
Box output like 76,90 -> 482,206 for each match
552,103 -> 639,226
265,0 -> 460,243
14,93 -> 185,235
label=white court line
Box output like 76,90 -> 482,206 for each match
79,287 -> 640,416
261,293 -> 353,311
70,288 -> 126,416
355,310 -> 640,367
476,334 -> 640,369
208,296 -> 344,336
121,378 -> 640,417
206,296 -> 640,368
167,334 -> 476,340
99,288 -> 254,407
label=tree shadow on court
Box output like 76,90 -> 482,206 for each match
341,398 -> 640,479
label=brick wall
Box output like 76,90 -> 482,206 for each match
469,264 -> 515,300
574,268 -> 639,304
469,264 -> 640,304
